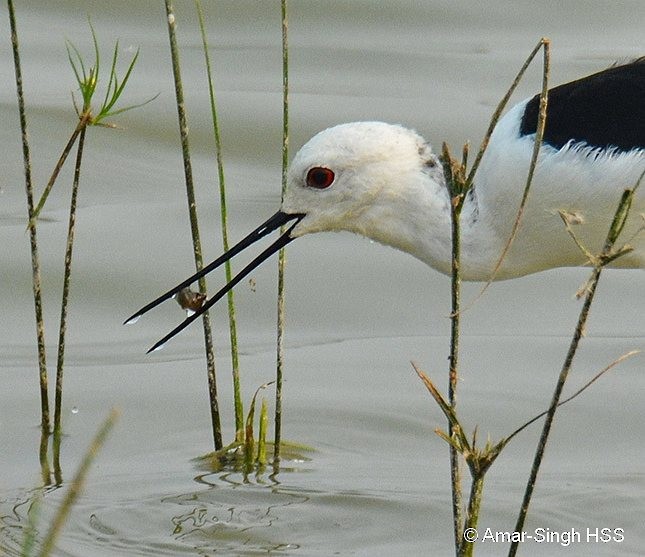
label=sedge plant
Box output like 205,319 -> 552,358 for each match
193,381 -> 313,476
9,5 -> 153,435
437,38 -> 551,549
31,24 -> 154,435
414,180 -> 639,557
31,23 -> 154,224
417,40 -> 641,556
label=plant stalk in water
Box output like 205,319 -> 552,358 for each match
274,0 -> 289,463
437,39 -> 550,554
37,409 -> 119,557
164,0 -> 223,450
53,125 -> 87,434
7,0 -> 50,432
441,139 -> 467,550
195,0 -> 244,442
42,25 -> 153,434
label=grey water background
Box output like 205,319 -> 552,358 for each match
1,1 -> 643,555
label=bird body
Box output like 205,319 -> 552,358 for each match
284,59 -> 644,279
283,113 -> 644,280
473,101 -> 643,278
127,58 -> 645,351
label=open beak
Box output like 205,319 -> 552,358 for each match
125,210 -> 305,353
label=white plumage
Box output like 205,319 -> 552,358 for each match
283,113 -> 643,280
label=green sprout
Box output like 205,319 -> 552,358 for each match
30,23 -> 157,224
66,25 -> 153,125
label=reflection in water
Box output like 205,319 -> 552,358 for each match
0,412 -> 118,555
2,471 -> 308,555
164,473 -> 308,553
0,428 -> 67,554
1,418 -> 313,555
171,506 -> 208,535
190,440 -> 314,480
0,486 -> 60,556
0,496 -> 34,555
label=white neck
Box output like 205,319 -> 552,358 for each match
346,165 -> 501,280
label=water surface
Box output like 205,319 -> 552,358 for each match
1,1 -> 643,555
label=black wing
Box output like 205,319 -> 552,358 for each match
520,57 -> 645,152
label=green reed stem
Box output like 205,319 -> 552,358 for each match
257,398 -> 269,465
164,0 -> 222,450
274,0 -> 289,464
7,0 -> 50,432
53,124 -> 87,435
38,409 -> 119,557
195,0 -> 244,443
462,475 -> 485,557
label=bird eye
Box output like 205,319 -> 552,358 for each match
306,167 -> 335,189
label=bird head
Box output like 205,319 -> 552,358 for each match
282,121 -> 441,238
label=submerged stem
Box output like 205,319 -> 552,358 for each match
39,409 -> 119,556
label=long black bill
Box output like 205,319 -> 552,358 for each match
124,210 -> 304,353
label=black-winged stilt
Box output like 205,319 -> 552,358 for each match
127,58 -> 644,352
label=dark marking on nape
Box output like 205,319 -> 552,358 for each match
520,58 -> 645,152
465,186 -> 479,223
419,142 -> 439,171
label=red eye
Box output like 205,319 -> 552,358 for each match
306,167 -> 335,189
